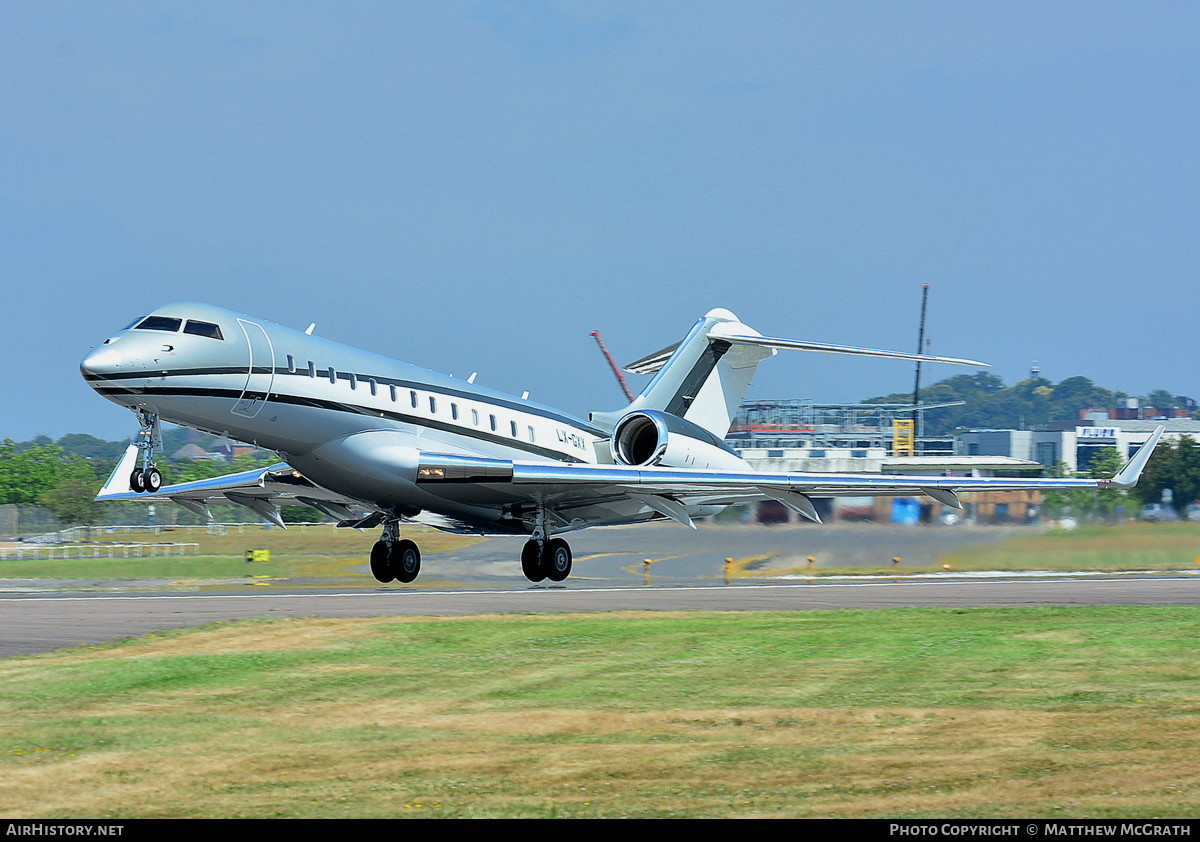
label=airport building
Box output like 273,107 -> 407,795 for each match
728,400 -> 1044,524
955,419 -> 1200,474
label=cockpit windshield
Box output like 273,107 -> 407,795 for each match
129,316 -> 224,340
183,320 -> 224,340
133,316 -> 182,332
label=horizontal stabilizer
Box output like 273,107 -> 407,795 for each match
715,333 -> 989,367
623,342 -> 681,375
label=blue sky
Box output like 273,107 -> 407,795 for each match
3,2 -> 1198,442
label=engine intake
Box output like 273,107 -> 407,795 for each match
611,410 -> 749,471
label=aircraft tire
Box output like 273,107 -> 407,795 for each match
370,541 -> 394,583
144,468 -> 162,493
130,469 -> 145,493
393,539 -> 421,583
545,538 -> 572,582
521,540 -> 547,583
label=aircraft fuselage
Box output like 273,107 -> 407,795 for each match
80,302 -> 608,524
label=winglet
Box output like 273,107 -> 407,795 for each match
1108,425 -> 1166,488
96,444 -> 139,500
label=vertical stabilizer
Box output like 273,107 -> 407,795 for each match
589,309 -> 774,437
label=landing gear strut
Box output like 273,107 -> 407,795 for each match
371,520 -> 421,584
520,503 -> 573,583
129,409 -> 163,493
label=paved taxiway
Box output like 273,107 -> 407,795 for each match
3,524 -> 1199,657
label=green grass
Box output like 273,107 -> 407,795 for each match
757,521 -> 1200,577
3,608 -> 1200,818
938,521 -> 1200,572
0,524 -> 481,583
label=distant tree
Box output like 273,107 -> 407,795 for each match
1041,449 -> 1132,522
0,439 -> 95,506
1146,390 -> 1178,410
39,475 -> 107,526
864,373 -> 1193,435
56,433 -> 128,461
1132,434 -> 1200,518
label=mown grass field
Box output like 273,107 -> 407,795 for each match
757,521 -> 1200,577
2,607 -> 1199,819
0,524 -> 481,583
3,521 -> 1199,818
6,520 -> 1200,583
937,521 -> 1200,571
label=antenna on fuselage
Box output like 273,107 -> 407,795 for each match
467,372 -> 477,384
305,323 -> 316,335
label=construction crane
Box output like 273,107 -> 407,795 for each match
590,330 -> 634,402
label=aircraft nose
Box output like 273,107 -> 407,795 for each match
80,345 -> 122,379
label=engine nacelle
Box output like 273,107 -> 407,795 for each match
611,410 -> 750,471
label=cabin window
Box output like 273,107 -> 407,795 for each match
368,378 -> 377,396
307,361 -> 316,378
528,425 -> 535,442
285,354 -> 296,373
450,403 -> 459,420
348,372 -> 358,390
328,367 -> 337,384
510,420 -> 518,437
389,384 -> 397,402
489,414 -> 497,431
134,316 -> 182,332
471,409 -> 479,426
183,320 -> 224,340
429,396 -> 437,413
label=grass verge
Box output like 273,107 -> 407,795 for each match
2,607 -> 1199,818
0,526 -> 481,583
760,522 -> 1200,577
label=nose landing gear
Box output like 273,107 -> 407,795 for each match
129,466 -> 162,493
129,409 -> 163,493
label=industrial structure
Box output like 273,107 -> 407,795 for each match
726,399 -> 964,459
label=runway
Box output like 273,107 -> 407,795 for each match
4,574 -> 1200,658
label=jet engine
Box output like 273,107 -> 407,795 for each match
610,410 -> 749,471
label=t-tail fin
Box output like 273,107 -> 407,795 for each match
590,308 -> 988,439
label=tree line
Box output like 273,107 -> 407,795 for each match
866,373 -> 1198,435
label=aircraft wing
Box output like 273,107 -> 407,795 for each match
416,426 -> 1165,528
95,445 -> 372,527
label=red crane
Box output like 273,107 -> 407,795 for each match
590,331 -> 634,402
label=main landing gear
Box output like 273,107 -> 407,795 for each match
370,520 -> 421,584
521,537 -> 573,583
129,409 -> 163,493
367,525 -> 574,585
519,503 -> 573,584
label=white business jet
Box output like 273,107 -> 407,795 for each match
80,304 -> 1162,584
